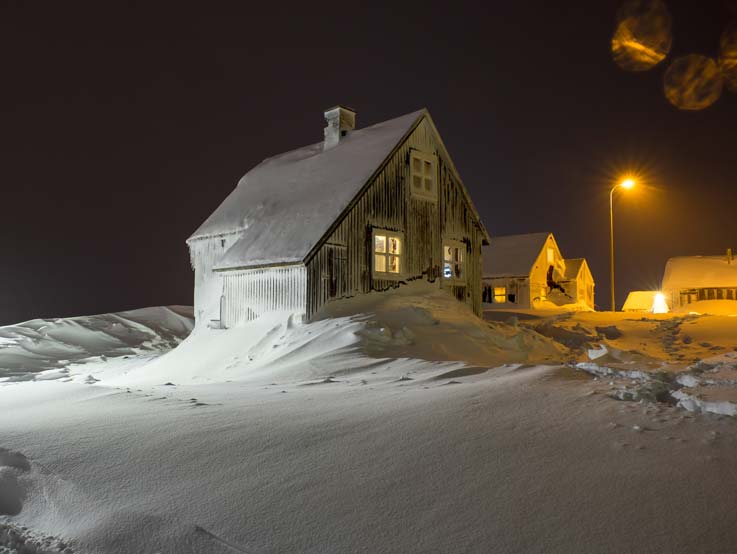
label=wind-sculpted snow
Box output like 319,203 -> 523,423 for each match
5,292 -> 737,553
0,307 -> 193,383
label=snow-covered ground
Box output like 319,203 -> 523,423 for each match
3,291 -> 737,553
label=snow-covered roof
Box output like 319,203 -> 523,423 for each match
482,232 -> 552,278
662,255 -> 737,292
563,258 -> 585,280
622,290 -> 659,311
189,110 -> 426,269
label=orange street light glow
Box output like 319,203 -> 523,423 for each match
619,178 -> 635,189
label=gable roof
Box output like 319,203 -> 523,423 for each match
662,255 -> 737,291
189,110 -> 424,269
482,232 -> 553,278
563,258 -> 585,280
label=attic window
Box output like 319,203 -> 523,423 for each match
373,229 -> 403,278
409,150 -> 437,201
443,241 -> 464,281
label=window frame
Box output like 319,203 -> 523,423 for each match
409,149 -> 438,202
371,228 -> 405,280
442,239 -> 466,283
493,286 -> 507,303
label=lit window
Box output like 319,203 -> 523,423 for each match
493,287 -> 506,303
409,150 -> 437,201
547,247 -> 555,265
373,230 -> 402,277
443,242 -> 464,281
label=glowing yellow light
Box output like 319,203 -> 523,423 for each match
619,178 -> 636,189
652,292 -> 669,313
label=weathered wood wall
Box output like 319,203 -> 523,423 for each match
221,265 -> 307,327
306,118 -> 485,318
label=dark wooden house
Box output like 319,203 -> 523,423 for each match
187,106 -> 490,328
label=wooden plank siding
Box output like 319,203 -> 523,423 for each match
305,118 -> 485,319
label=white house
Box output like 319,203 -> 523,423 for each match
661,251 -> 737,311
186,106 -> 490,328
622,290 -> 661,312
481,232 -> 595,310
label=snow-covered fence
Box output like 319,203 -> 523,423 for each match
221,265 -> 307,327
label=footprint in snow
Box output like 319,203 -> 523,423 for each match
0,448 -> 30,516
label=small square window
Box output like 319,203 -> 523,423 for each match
409,151 -> 437,201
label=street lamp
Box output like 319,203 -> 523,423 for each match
609,178 -> 636,311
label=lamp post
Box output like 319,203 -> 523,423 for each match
609,178 -> 635,311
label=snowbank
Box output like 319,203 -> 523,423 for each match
0,307 -> 193,383
99,283 -> 567,387
674,299 -> 737,316
4,362 -> 737,554
5,292 -> 737,553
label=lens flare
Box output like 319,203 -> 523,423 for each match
663,54 -> 724,110
611,0 -> 672,72
652,292 -> 669,314
720,22 -> 737,93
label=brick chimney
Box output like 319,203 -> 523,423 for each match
323,105 -> 356,150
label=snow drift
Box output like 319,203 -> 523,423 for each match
0,307 -> 193,383
5,290 -> 737,553
101,283 -> 567,387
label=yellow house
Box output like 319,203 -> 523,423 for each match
482,232 -> 595,310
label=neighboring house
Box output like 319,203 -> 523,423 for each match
622,290 -> 660,312
187,106 -> 490,328
563,258 -> 595,309
661,251 -> 737,310
481,232 -> 595,310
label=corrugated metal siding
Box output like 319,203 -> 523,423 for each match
306,118 -> 485,318
221,265 -> 307,327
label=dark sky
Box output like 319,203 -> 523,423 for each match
2,1 -> 736,324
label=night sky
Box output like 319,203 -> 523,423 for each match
2,1 -> 736,325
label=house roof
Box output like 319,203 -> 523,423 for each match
662,255 -> 737,292
189,110 -> 424,269
482,232 -> 552,278
188,108 -> 489,271
563,258 -> 585,280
